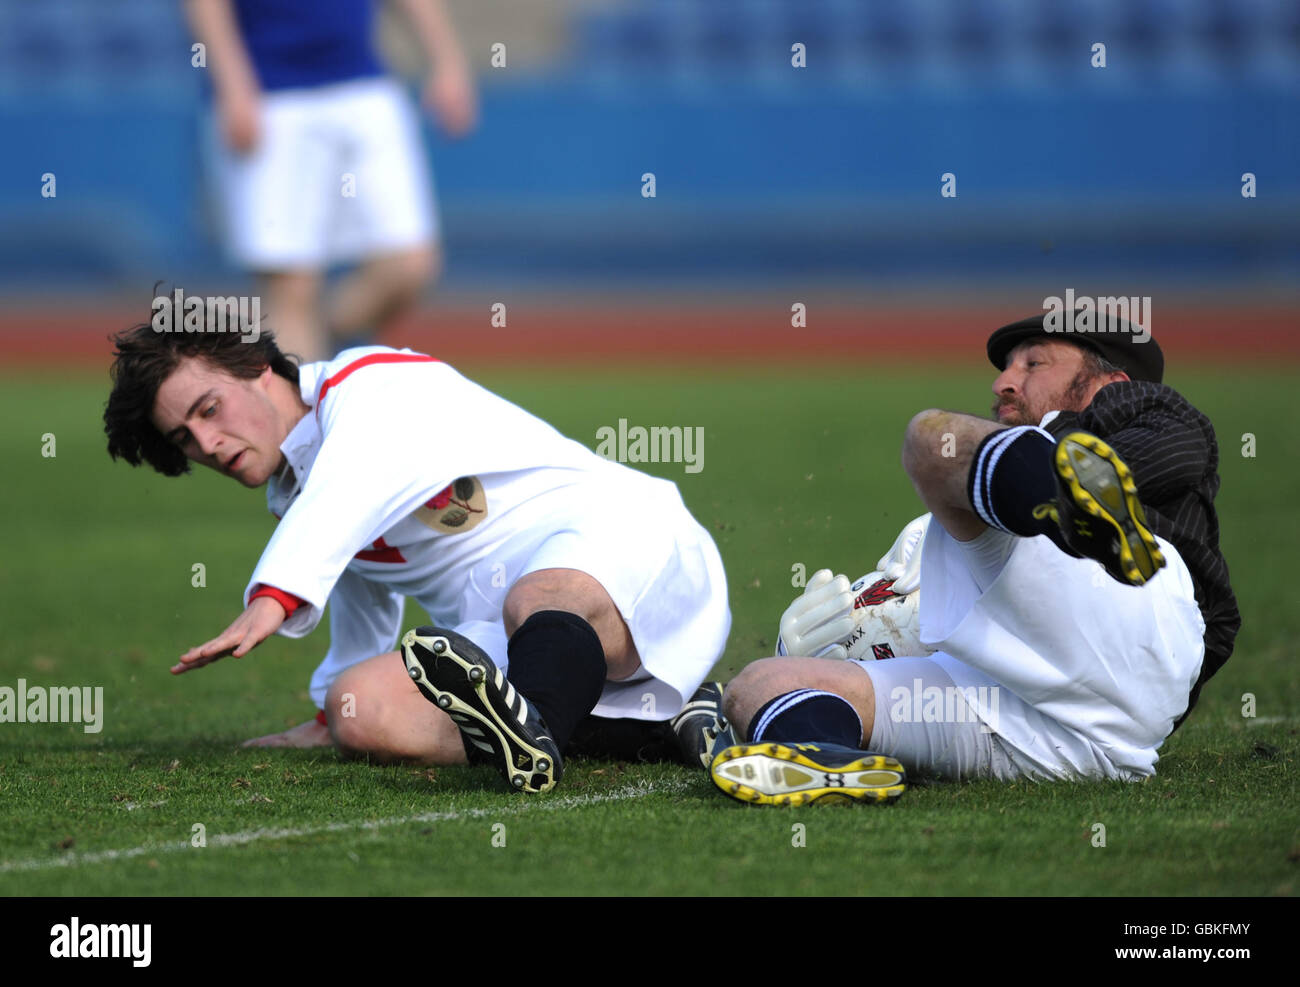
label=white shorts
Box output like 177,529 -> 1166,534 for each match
858,654 -> 1115,781
853,525 -> 1206,781
441,472 -> 732,722
207,76 -> 437,269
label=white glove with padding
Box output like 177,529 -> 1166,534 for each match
775,569 -> 854,660
775,514 -> 936,662
874,513 -> 931,596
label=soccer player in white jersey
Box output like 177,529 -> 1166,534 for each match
104,322 -> 730,792
709,313 -> 1237,806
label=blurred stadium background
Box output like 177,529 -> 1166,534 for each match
0,0 -> 1295,361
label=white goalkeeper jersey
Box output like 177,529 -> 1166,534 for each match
242,346 -> 649,696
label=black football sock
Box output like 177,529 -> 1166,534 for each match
505,610 -> 607,752
748,689 -> 864,748
566,715 -> 677,763
966,425 -> 1059,536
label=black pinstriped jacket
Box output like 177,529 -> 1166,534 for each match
1045,380 -> 1240,727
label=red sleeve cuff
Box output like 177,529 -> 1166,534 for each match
315,709 -> 328,727
249,584 -> 306,618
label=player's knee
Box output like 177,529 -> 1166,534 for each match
262,270 -> 319,307
503,570 -> 603,634
324,673 -> 373,755
403,247 -> 438,291
418,245 -> 442,288
501,583 -> 539,632
502,574 -> 639,678
385,246 -> 440,301
723,658 -> 791,740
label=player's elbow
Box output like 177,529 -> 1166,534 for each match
902,409 -> 952,482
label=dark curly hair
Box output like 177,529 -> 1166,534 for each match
104,320 -> 300,476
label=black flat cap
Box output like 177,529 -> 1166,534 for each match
987,308 -> 1164,383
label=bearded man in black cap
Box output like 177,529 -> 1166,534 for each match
708,310 -> 1239,805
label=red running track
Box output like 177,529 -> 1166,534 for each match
1,301 -> 1296,369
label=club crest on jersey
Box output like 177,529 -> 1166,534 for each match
414,476 -> 487,534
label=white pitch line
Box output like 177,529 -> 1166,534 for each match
0,778 -> 689,875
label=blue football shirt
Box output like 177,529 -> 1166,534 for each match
232,0 -> 384,91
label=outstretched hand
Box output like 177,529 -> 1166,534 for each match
242,718 -> 332,748
172,595 -> 287,675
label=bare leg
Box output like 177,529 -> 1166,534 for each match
315,570 -> 638,762
259,269 -> 325,363
324,651 -> 468,763
324,245 -> 440,342
902,409 -> 1005,541
722,656 -> 876,745
502,568 -> 641,681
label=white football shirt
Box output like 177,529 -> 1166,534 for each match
242,346 -> 637,694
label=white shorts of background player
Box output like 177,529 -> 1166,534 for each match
207,76 -> 436,269
853,523 -> 1205,781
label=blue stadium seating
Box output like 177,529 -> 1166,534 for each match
0,0 -> 1294,288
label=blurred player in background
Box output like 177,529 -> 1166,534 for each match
711,312 -> 1239,805
184,0 -> 476,362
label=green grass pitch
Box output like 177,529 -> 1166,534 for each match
0,361 -> 1295,896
